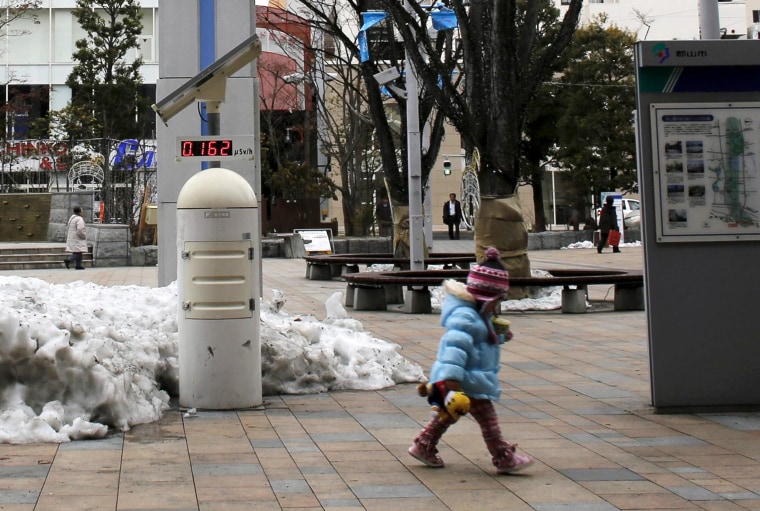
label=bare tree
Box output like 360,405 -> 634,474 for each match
372,0 -> 583,278
287,0 -> 449,253
632,8 -> 654,40
0,0 -> 41,44
280,1 -> 583,269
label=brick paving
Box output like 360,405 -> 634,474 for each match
2,242 -> 760,510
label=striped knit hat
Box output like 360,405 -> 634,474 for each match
466,247 -> 510,302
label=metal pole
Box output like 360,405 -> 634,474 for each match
551,169 -> 557,227
699,0 -> 721,39
314,27 -> 331,224
251,4 -> 263,296
424,177 -> 432,252
405,0 -> 424,271
206,101 -> 221,168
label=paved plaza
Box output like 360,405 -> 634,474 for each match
1,242 -> 760,510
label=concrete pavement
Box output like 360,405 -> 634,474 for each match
2,243 -> 760,510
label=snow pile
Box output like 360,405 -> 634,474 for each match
0,277 -> 424,443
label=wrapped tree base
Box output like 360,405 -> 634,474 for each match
474,196 -> 531,299
393,206 -> 429,260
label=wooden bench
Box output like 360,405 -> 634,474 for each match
303,252 -> 476,280
341,268 -> 645,314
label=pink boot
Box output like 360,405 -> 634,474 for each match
494,443 -> 534,474
408,414 -> 449,468
470,399 -> 534,474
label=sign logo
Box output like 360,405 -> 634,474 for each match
652,43 -> 670,64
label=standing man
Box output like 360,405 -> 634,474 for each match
597,196 -> 620,254
64,206 -> 87,270
376,196 -> 393,237
443,193 -> 463,240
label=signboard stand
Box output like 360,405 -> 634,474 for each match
294,228 -> 333,255
636,40 -> 760,411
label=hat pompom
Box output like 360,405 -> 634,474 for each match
483,247 -> 500,262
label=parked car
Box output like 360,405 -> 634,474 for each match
623,210 -> 640,230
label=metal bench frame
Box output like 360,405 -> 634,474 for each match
304,252 -> 476,280
341,268 -> 645,314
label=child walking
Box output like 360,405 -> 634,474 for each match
408,247 -> 534,474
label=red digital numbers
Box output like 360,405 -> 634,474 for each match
181,140 -> 194,157
180,139 -> 234,157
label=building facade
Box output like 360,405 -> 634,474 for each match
1,1 -> 158,139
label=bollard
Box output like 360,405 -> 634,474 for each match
176,168 -> 262,409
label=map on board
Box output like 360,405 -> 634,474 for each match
651,103 -> 760,241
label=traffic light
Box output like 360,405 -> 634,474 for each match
443,158 -> 452,175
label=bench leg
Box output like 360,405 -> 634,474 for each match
309,264 -> 334,280
354,286 -> 387,311
562,285 -> 587,313
403,287 -> 432,314
341,264 -> 360,276
344,284 -> 355,308
614,284 -> 645,311
385,284 -> 405,305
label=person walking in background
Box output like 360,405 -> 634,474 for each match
64,206 -> 87,270
442,192 -> 462,240
376,196 -> 393,237
597,195 -> 621,254
408,247 -> 534,474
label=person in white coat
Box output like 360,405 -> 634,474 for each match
64,206 -> 87,270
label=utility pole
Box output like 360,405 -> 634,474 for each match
405,0 -> 424,271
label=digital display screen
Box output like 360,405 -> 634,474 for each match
179,139 -> 233,158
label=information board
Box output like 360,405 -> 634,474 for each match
650,102 -> 760,242
294,229 -> 333,254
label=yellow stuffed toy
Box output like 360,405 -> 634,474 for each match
418,381 -> 471,423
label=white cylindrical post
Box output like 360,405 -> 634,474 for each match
176,167 -> 261,409
699,0 -> 721,39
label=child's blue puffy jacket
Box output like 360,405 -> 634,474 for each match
429,280 -> 503,401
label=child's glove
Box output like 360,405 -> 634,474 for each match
418,381 -> 471,423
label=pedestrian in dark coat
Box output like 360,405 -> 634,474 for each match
597,196 -> 620,254
442,193 -> 462,240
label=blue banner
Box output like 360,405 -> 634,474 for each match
360,11 -> 387,31
431,9 -> 457,31
358,11 -> 388,63
358,31 -> 369,62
